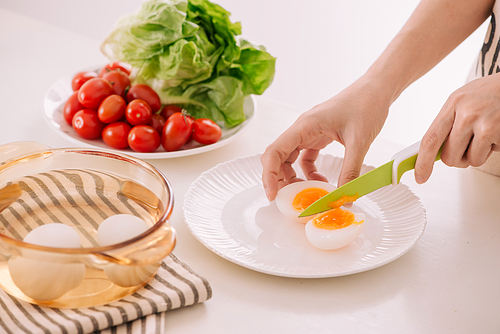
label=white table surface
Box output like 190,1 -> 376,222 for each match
1,2 -> 500,333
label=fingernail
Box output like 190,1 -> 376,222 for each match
415,176 -> 424,184
264,187 -> 270,201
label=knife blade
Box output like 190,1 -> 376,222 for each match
298,141 -> 440,217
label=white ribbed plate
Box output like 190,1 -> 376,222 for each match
184,154 -> 426,278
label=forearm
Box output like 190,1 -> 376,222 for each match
364,0 -> 494,104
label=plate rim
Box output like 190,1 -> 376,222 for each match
42,66 -> 257,159
183,153 -> 427,278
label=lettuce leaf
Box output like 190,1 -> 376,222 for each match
101,0 -> 275,127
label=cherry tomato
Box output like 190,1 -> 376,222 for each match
126,84 -> 161,112
102,70 -> 131,97
71,71 -> 98,91
102,122 -> 132,149
72,109 -> 105,140
63,91 -> 85,125
148,114 -> 166,134
161,112 -> 194,152
125,99 -> 152,126
99,61 -> 132,77
128,125 -> 161,153
78,78 -> 114,110
160,104 -> 183,120
98,95 -> 126,124
192,118 -> 222,145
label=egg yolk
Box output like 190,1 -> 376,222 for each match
328,194 -> 359,209
292,187 -> 329,212
312,208 -> 364,230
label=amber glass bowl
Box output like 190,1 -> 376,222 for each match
0,142 -> 175,308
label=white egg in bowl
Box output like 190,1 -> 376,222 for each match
305,208 -> 365,250
275,180 -> 337,223
8,224 -> 85,301
97,214 -> 159,287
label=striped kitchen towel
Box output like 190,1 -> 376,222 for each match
0,168 -> 212,333
0,253 -> 212,334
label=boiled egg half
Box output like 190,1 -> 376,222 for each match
275,180 -> 365,250
275,180 -> 337,223
305,208 -> 365,250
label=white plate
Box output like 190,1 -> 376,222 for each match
184,154 -> 427,278
43,68 -> 256,159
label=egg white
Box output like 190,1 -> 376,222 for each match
305,212 -> 365,250
97,214 -> 149,246
24,223 -> 81,249
275,180 -> 337,223
97,214 -> 157,287
8,223 -> 85,300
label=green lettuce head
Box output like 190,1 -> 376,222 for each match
101,0 -> 276,127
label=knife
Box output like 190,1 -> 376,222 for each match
298,141 -> 441,217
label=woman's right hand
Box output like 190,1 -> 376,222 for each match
260,77 -> 392,201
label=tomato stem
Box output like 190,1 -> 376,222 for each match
180,109 -> 193,125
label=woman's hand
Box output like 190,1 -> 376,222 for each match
260,78 -> 391,201
416,73 -> 500,183
260,0 -> 494,199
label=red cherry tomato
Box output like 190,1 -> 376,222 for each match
72,109 -> 105,140
98,95 -> 126,123
128,125 -> 161,153
192,118 -> 222,145
160,104 -> 183,120
99,61 -> 132,77
77,78 -> 114,110
63,91 -> 85,125
102,122 -> 132,149
125,99 -> 152,126
148,114 -> 166,134
71,71 -> 98,91
161,112 -> 194,152
126,84 -> 161,112
102,70 -> 131,97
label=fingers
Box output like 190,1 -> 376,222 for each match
299,149 -> 328,182
415,85 -> 500,183
337,140 -> 369,187
280,148 -> 302,183
260,150 -> 283,201
415,133 -> 446,184
465,116 -> 500,166
467,135 -> 494,167
415,102 -> 455,184
261,148 -> 297,201
443,119 -> 473,168
261,128 -> 306,201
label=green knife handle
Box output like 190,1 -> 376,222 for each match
392,140 -> 442,185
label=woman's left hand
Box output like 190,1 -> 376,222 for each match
415,72 -> 500,183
